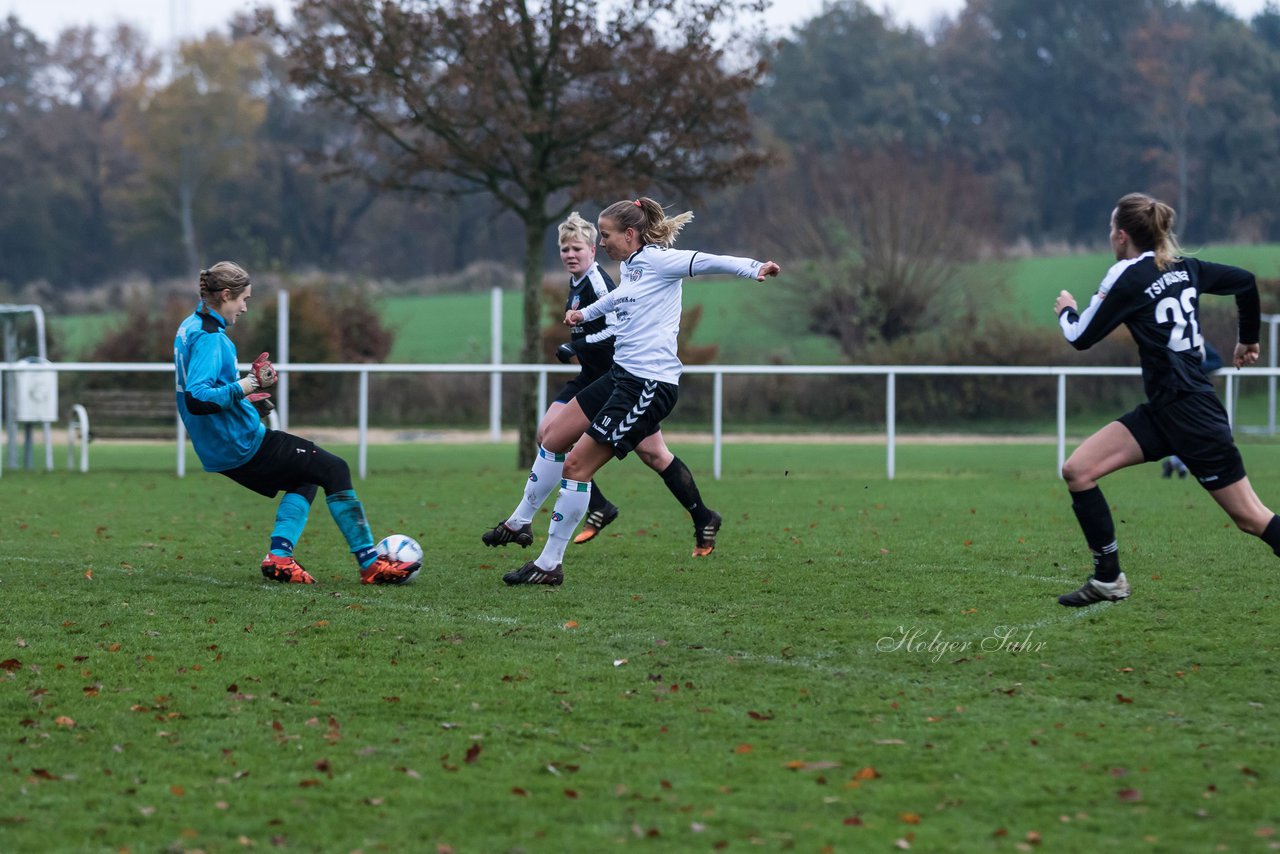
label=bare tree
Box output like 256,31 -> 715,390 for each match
260,0 -> 770,466
767,145 -> 997,360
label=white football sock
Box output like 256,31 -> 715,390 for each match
508,446 -> 566,527
539,479 -> 591,568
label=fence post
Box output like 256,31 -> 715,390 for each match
277,290 -> 290,431
358,369 -> 369,480
713,370 -> 723,481
885,372 -> 896,481
490,287 -> 502,442
1225,372 -> 1235,428
1056,373 -> 1066,477
1269,315 -> 1278,435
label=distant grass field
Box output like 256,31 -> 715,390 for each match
46,244 -> 1278,364
3,442 -> 1280,851
1004,243 -> 1280,326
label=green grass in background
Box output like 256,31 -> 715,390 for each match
46,312 -> 124,360
1005,244 -> 1280,327
3,442 -> 1279,851
42,245 -> 1280,364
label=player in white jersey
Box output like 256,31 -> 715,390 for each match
495,197 -> 780,586
483,212 -> 726,556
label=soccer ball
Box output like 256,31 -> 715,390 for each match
375,534 -> 424,584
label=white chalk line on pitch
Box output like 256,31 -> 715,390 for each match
86,563 -> 1106,671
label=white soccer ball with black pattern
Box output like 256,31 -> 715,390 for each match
375,534 -> 423,584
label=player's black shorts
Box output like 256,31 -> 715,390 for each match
220,430 -> 351,498
574,365 -> 676,459
553,367 -> 607,404
1118,391 -> 1246,491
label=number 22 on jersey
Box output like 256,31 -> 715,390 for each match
1156,287 -> 1203,352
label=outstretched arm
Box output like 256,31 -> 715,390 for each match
755,261 -> 781,280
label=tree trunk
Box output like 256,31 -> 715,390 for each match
179,179 -> 199,274
516,214 -> 550,469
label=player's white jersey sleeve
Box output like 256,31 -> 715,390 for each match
646,248 -> 763,280
1060,253 -> 1147,344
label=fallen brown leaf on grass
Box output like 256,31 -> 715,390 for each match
785,760 -> 842,772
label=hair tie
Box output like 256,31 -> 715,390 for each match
633,200 -> 642,207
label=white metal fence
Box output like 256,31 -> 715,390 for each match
3,359 -> 1279,481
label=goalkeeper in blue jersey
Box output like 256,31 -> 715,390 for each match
174,261 -> 413,585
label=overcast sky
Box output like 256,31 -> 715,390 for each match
3,0 -> 1275,46
0,1 -> 1006,45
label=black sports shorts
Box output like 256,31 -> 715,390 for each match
573,365 -> 677,459
1118,391 -> 1246,491
553,367 -> 607,405
219,430 -> 349,498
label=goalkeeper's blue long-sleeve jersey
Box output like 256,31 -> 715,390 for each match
174,307 -> 264,472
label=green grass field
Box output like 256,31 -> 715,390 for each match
3,442 -> 1279,851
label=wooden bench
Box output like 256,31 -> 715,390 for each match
77,389 -> 177,440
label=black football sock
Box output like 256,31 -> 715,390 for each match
587,480 -> 610,513
1261,515 -> 1280,556
1071,486 -> 1121,582
661,456 -> 712,527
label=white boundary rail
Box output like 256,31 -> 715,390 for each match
1,360 -> 1276,480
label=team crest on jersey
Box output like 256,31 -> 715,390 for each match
528,473 -> 538,482
570,296 -> 580,310
628,268 -> 642,282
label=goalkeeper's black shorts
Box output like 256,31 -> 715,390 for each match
219,429 -> 352,498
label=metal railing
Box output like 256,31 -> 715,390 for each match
4,359 -> 1278,480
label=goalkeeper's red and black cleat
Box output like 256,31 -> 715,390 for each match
261,554 -> 316,584
360,555 -> 418,585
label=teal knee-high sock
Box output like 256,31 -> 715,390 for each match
270,492 -> 312,556
326,490 -> 378,568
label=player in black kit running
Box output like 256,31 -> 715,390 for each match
1054,192 -> 1280,606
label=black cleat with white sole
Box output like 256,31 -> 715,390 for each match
1057,572 -> 1131,607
